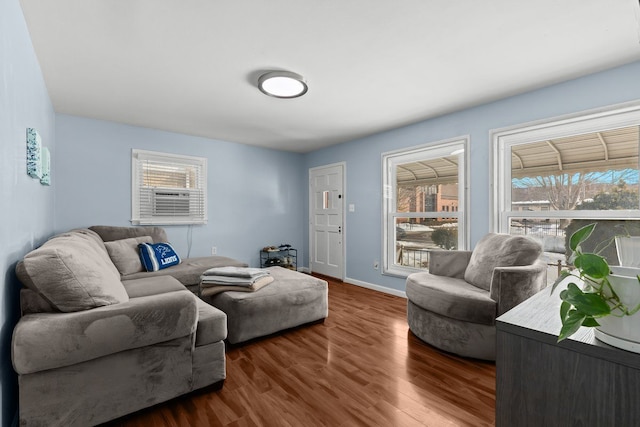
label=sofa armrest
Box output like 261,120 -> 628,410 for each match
428,250 -> 472,278
489,260 -> 548,316
12,290 -> 198,375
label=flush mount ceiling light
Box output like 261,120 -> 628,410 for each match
258,71 -> 308,99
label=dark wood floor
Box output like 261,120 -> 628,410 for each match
107,277 -> 496,427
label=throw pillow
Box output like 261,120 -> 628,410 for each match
464,233 -> 542,291
104,236 -> 154,276
139,242 -> 181,272
21,232 -> 129,312
89,225 -> 168,243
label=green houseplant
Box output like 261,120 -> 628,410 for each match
552,223 -> 640,342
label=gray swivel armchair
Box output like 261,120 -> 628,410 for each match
406,233 -> 547,360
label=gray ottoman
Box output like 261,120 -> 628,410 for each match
201,267 -> 328,344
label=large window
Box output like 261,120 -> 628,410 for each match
493,102 -> 640,283
131,149 -> 207,225
383,137 -> 468,276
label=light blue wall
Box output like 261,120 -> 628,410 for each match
304,60 -> 640,293
4,1 -> 640,419
54,115 -> 306,268
0,0 -> 56,425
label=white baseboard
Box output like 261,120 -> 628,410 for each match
302,269 -> 406,298
344,277 -> 407,298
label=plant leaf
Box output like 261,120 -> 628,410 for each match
560,300 -> 571,321
560,283 -> 611,316
551,270 -> 573,294
574,253 -> 610,279
558,310 -> 586,341
559,289 -> 568,300
563,282 -> 582,298
582,317 -> 600,327
570,223 -> 596,252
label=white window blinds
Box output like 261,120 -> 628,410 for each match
132,149 -> 207,225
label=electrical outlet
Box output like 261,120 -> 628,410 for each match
211,246 -> 217,255
373,260 -> 379,269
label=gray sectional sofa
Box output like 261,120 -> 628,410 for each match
89,225 -> 247,294
12,226 -> 248,426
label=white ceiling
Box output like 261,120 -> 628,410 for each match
19,0 -> 640,153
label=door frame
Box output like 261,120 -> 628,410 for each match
308,162 -> 346,280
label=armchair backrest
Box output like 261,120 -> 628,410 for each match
428,250 -> 472,278
464,233 -> 542,291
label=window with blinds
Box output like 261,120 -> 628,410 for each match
131,149 -> 207,225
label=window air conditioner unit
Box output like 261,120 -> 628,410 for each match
153,189 -> 191,216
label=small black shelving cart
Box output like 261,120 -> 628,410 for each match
260,247 -> 297,270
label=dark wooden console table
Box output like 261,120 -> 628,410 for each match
496,284 -> 640,426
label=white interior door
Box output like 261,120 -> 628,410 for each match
309,164 -> 344,279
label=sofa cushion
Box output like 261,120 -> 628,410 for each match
463,233 -> 542,291
104,236 -> 153,276
89,225 -> 168,243
120,275 -> 226,346
15,261 -> 38,293
15,229 -> 110,295
406,272 -> 497,325
122,256 -> 248,287
20,288 -> 57,314
195,299 -> 227,346
70,228 -> 110,254
20,231 -> 129,312
121,276 -> 186,298
139,242 -> 181,271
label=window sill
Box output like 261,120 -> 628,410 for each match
131,218 -> 208,226
383,265 -> 425,278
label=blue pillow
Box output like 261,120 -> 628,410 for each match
138,242 -> 181,272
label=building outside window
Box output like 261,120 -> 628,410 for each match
383,137 -> 468,276
493,102 -> 640,283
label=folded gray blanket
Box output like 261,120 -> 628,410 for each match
201,277 -> 259,287
200,276 -> 274,297
202,266 -> 267,278
201,271 -> 271,287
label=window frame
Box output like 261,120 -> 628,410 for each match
131,149 -> 208,225
382,136 -> 470,277
492,101 -> 640,233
